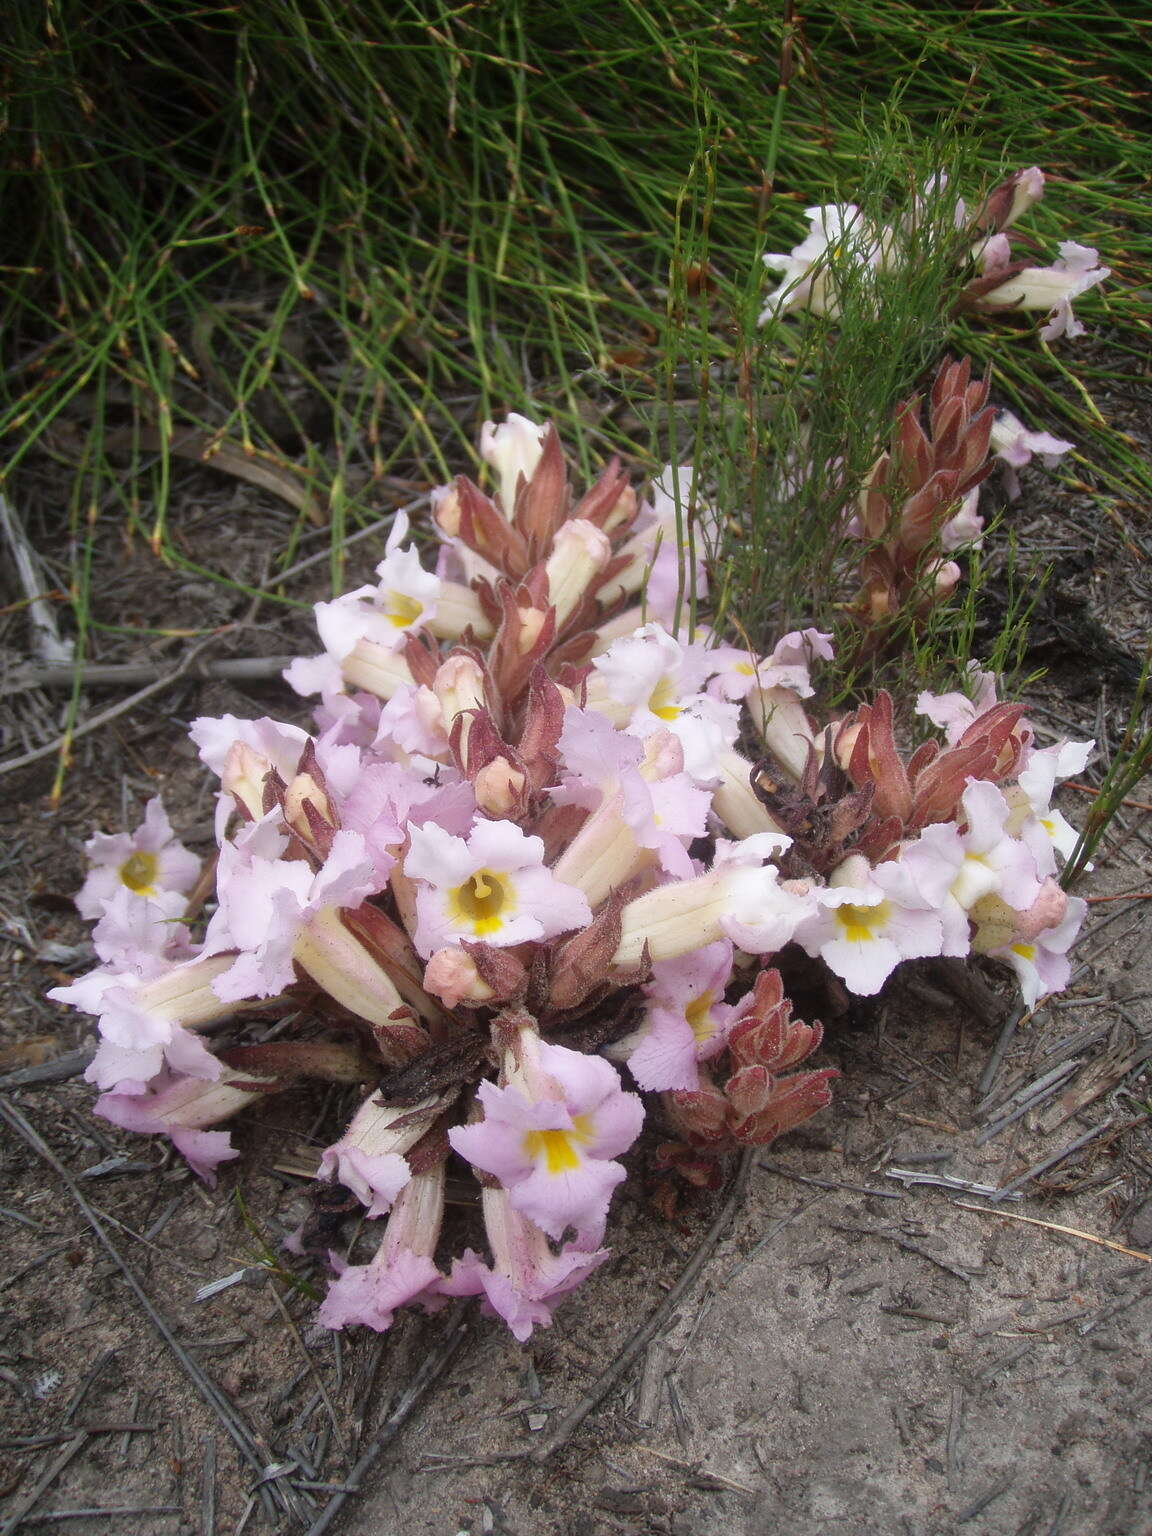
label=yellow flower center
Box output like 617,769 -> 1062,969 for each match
647,676 -> 681,721
684,989 -> 717,1044
1011,942 -> 1037,960
522,1114 -> 593,1174
835,900 -> 889,943
119,850 -> 159,894
448,868 -> 511,936
384,591 -> 424,628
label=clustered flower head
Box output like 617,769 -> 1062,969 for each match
761,166 -> 1109,343
52,414 -> 1091,1342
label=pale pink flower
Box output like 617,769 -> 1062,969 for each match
612,833 -> 810,968
88,886 -> 195,972
588,624 -> 740,782
552,711 -> 708,882
939,488 -> 985,551
191,713 -> 310,785
449,1036 -> 643,1243
318,1167 -> 447,1330
979,240 -> 1109,341
904,779 -> 1046,955
986,894 -> 1087,1008
707,628 -> 834,703
203,819 -> 381,1002
313,512 -> 442,661
318,1092 -> 446,1218
915,662 -> 1001,745
793,854 -> 944,997
76,799 -> 200,921
443,1184 -> 609,1341
404,817 -> 591,959
191,714 -> 312,837
622,941 -> 739,1092
51,950 -> 238,1093
1006,738 -> 1094,867
95,1070 -> 267,1184
373,684 -> 452,764
991,409 -> 1074,470
760,204 -> 881,321
599,465 -> 714,623
987,409 -> 1075,498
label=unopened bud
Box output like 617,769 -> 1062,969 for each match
221,741 -> 272,820
431,482 -> 462,538
473,756 -> 527,817
433,653 -> 487,731
601,484 -> 638,535
516,606 -> 549,656
1006,166 -> 1045,227
480,414 -> 547,513
930,559 -> 962,599
544,519 -> 612,628
283,771 -> 333,840
422,947 -> 496,1008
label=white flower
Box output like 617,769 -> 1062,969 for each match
793,855 -> 944,997
979,242 -> 1109,341
760,204 -> 882,322
76,799 -> 200,920
480,413 -> 548,512
404,818 -> 592,958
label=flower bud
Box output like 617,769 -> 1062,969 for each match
221,741 -> 272,821
473,756 -> 528,818
432,654 -> 487,747
544,519 -> 612,628
480,414 -> 548,513
422,946 -> 496,1008
283,771 -> 334,842
431,482 -> 462,537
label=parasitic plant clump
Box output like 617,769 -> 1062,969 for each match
52,415 -> 1091,1339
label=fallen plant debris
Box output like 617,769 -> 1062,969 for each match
48,406 -> 1095,1343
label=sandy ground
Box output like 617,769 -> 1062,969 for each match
1,391 -> 1150,1535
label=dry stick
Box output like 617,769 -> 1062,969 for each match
976,1003 -> 1030,1100
952,1200 -> 1152,1263
991,1122 -> 1113,1202
0,635 -> 220,777
634,1443 -> 757,1495
830,1222 -> 974,1285
5,655 -> 296,695
3,501 -> 424,699
758,1157 -> 902,1201
268,1283 -> 350,1462
0,1097 -> 297,1524
1066,781 -> 1152,814
528,1149 -> 756,1468
60,1350 -> 116,1424
0,1432 -> 89,1536
956,1476 -> 1015,1525
302,1311 -> 471,1536
0,492 -> 73,665
23,1507 -> 181,1523
201,1436 -> 217,1536
0,1048 -> 95,1092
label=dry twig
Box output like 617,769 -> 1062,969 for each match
953,1200 -> 1152,1262
0,1096 -> 305,1524
528,1150 -> 756,1466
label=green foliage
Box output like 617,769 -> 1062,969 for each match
1,0 -> 1147,711
1062,645 -> 1152,888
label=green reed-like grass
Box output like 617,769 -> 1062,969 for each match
2,0 -> 1147,748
